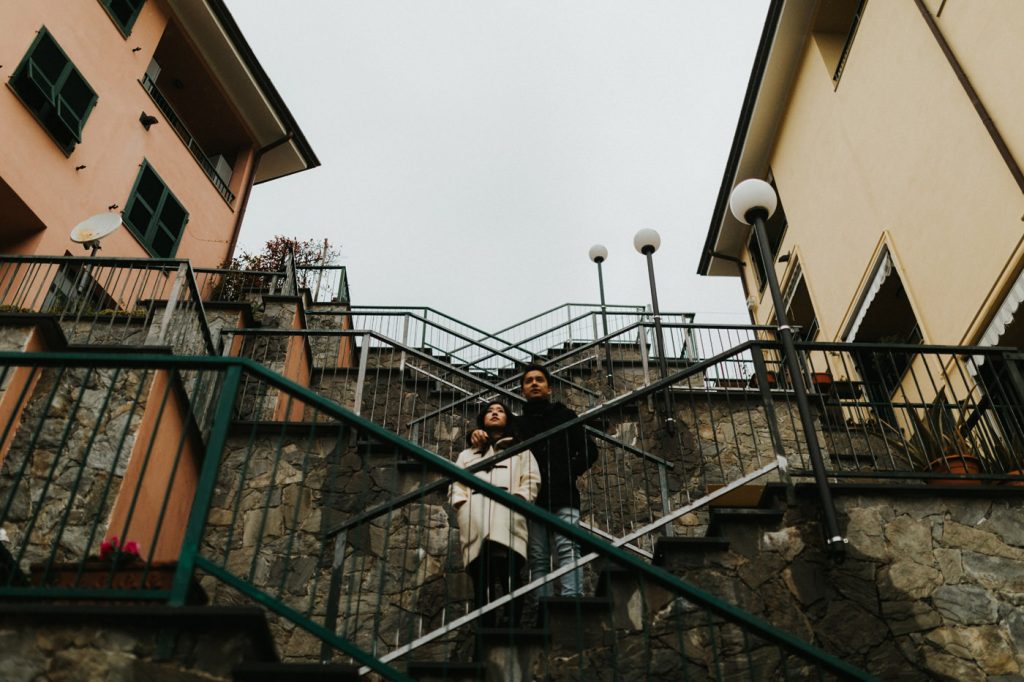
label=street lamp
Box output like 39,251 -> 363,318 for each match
729,178 -> 846,558
589,244 -> 615,391
633,229 -> 674,432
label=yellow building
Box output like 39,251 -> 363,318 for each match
700,0 -> 1024,353
1,0 -> 318,267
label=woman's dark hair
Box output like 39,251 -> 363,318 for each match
475,400 -> 517,437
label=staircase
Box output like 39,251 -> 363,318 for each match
7,269 -> 1023,679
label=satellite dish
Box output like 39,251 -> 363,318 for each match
70,213 -> 122,254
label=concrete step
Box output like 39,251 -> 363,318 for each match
539,596 -> 612,652
653,536 -> 730,572
232,662 -> 359,681
405,660 -> 486,681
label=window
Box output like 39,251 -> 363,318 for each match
9,28 -> 98,155
812,0 -> 867,86
99,0 -> 145,36
746,174 -> 788,293
123,162 -> 189,258
782,263 -> 819,342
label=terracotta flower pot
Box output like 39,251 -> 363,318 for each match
28,560 -> 206,604
925,454 -> 982,486
1000,470 -> 1024,487
811,372 -> 832,386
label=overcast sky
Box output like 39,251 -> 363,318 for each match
225,1 -> 767,331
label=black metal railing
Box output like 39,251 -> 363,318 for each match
140,74 -> 236,204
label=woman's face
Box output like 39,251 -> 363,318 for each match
483,403 -> 507,431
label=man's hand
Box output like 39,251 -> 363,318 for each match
470,429 -> 489,449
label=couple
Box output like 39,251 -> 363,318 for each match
449,364 -> 598,626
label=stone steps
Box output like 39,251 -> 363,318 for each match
232,662 -> 359,681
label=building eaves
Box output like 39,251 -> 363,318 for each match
698,0 -> 813,277
169,0 -> 320,183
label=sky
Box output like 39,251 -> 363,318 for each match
225,1 -> 768,332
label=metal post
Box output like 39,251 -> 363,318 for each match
596,260 -> 614,391
643,250 -> 675,432
752,214 -> 845,558
353,334 -> 370,416
156,263 -> 187,346
170,364 -> 242,606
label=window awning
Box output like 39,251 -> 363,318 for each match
974,265 -> 1024,367
844,250 -> 893,342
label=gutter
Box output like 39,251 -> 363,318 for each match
226,133 -> 295,261
697,0 -> 785,276
206,0 -> 320,173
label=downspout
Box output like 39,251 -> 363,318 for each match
913,0 -> 1024,194
225,132 -> 296,260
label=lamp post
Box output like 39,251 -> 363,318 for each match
729,179 -> 845,559
589,244 -> 615,391
634,229 -> 675,432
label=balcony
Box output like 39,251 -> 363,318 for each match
141,73 -> 234,204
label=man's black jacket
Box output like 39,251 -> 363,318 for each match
517,399 -> 597,511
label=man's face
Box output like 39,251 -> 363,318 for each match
521,370 -> 551,401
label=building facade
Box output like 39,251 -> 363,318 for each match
1,0 -> 318,267
701,0 -> 1024,353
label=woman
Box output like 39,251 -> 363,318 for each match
450,401 -> 540,627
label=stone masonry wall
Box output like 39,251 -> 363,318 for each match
0,366 -> 152,573
659,490 -> 1024,681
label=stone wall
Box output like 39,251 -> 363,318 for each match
0,608 -> 271,681
0,366 -> 152,572
659,488 -> 1024,680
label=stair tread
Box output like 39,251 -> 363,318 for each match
406,661 -> 486,672
707,508 -> 784,535
653,536 -> 730,564
232,662 -> 359,681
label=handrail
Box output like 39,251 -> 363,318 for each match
224,327 -> 526,406
0,350 -> 871,679
585,425 -> 675,469
325,339 -> 766,537
407,317 -> 768,428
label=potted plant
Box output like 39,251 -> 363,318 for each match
902,396 -> 982,485
976,439 -> 1024,487
29,537 -> 206,603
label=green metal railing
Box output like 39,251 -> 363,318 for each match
0,350 -> 872,679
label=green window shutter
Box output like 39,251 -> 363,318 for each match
100,0 -> 146,36
9,28 -> 96,154
124,162 -> 189,258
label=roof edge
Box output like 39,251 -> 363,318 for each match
697,0 -> 785,276
206,0 -> 320,174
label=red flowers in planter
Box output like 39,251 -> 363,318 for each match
99,536 -> 140,563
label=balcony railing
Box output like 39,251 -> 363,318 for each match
140,73 -> 236,205
0,255 -> 214,356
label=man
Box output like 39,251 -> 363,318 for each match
470,364 -> 597,597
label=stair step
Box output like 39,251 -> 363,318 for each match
539,596 -> 612,650
405,660 -> 486,681
232,662 -> 359,681
653,536 -> 730,570
707,508 -> 784,536
476,626 -> 550,647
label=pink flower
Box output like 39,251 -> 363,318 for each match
99,536 -> 119,560
122,541 -> 140,557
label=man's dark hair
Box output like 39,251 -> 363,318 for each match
520,363 -> 552,388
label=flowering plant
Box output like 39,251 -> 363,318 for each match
98,536 -> 141,564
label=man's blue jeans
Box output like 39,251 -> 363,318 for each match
528,507 -> 583,597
